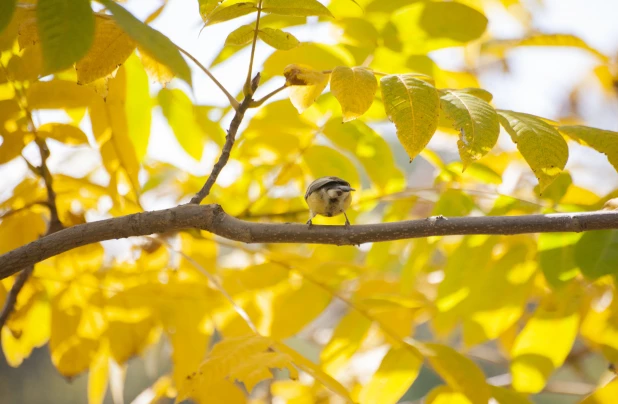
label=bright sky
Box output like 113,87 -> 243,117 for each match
2,0 -> 618,205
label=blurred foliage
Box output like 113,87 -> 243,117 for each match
1,0 -> 618,403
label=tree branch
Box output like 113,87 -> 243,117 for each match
243,0 -> 263,97
189,95 -> 254,204
1,205 -> 617,280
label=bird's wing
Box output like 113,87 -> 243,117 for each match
305,176 -> 351,199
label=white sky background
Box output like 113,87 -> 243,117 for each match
2,0 -> 618,205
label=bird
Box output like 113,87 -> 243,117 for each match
304,176 -> 355,226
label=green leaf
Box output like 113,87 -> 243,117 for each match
575,230 -> 618,280
0,0 -> 17,35
360,345 -> 423,404
262,0 -> 333,17
498,110 -> 568,191
539,232 -> 582,287
381,74 -> 440,161
330,66 -> 377,122
258,27 -> 299,50
158,88 -> 205,161
440,89 -> 500,168
37,0 -> 95,73
225,24 -> 255,46
205,2 -> 258,25
559,125 -> 618,173
98,0 -> 192,85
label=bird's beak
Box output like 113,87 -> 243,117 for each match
350,188 -> 356,192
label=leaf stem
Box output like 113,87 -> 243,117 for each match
176,45 -> 240,110
244,0 -> 263,97
249,84 -> 288,107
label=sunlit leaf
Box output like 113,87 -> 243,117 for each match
498,110 -> 568,191
425,386 -> 472,404
559,126 -> 618,173
225,24 -> 254,46
124,53 -> 152,161
258,27 -> 299,50
38,123 -> 89,145
205,2 -> 258,25
75,17 -> 136,84
99,0 -> 192,85
360,344 -> 423,404
283,64 -> 330,113
539,232 -> 581,287
321,310 -> 371,376
510,294 -> 580,393
262,0 -> 333,17
381,74 -> 440,161
158,88 -> 206,160
330,66 -> 377,122
440,89 -> 500,168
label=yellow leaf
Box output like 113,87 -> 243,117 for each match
284,63 -> 330,113
381,74 -> 440,161
1,285 -> 50,367
258,27 -> 299,50
425,386 -> 472,404
580,379 -> 618,404
180,232 -> 217,275
262,0 -> 333,17
38,123 -> 89,145
76,17 -> 136,84
88,349 -> 109,404
482,34 -> 609,63
360,344 -> 423,404
0,131 -> 26,164
27,80 -> 96,109
103,65 -> 142,194
321,310 -> 371,376
510,294 -> 580,393
138,47 -> 175,86
100,0 -> 191,85
179,335 -> 296,403
424,342 -> 490,402
225,24 -> 255,46
0,5 -> 36,51
206,2 -> 258,25
158,88 -> 206,160
274,341 -> 354,403
330,66 -> 377,122
490,385 -> 533,404
0,209 -> 46,255
269,278 -> 331,339
498,110 -> 568,192
0,0 -> 17,34
124,53 -> 152,161
302,145 -> 360,196
106,317 -> 157,364
440,89 -> 500,168
50,288 -> 103,378
272,380 -> 314,404
559,125 -> 618,173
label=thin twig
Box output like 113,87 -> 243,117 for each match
0,266 -> 34,330
189,95 -> 254,204
249,84 -> 287,108
243,0 -> 263,97
176,45 -> 240,110
0,64 -> 64,332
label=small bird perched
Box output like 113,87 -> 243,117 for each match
304,176 -> 355,226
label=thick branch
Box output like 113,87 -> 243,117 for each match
189,96 -> 253,204
1,205 -> 617,280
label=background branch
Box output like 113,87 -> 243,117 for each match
1,204 -> 617,280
